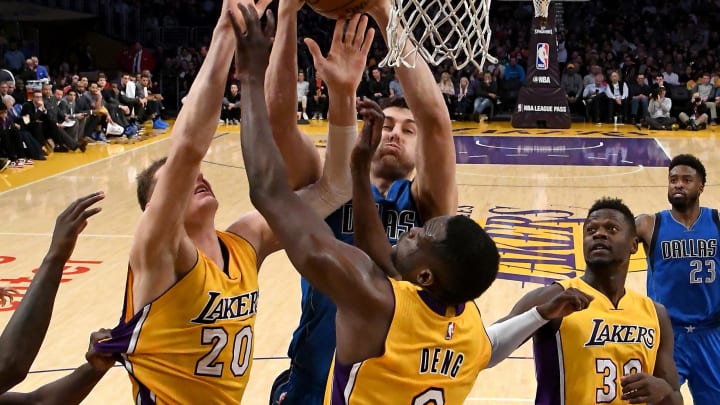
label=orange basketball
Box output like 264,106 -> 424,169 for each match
306,0 -> 374,19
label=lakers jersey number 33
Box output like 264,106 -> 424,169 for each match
534,278 -> 660,405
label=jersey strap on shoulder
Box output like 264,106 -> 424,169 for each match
647,212 -> 662,273
712,209 -> 720,233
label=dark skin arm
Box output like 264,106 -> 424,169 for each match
0,193 -> 104,393
620,303 -> 683,405
635,214 -> 654,250
0,329 -> 115,404
231,5 -> 393,364
351,98 -> 400,279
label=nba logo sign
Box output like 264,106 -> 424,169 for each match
536,43 -> 549,70
445,322 -> 455,340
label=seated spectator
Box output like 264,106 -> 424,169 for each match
366,67 -> 389,104
438,71 -> 457,116
296,70 -> 309,122
470,71 -> 498,121
455,76 -> 472,120
19,90 -> 54,154
221,83 -> 241,124
679,93 -> 710,130
644,86 -> 676,130
0,102 -> 31,168
604,71 -> 630,122
629,73 -> 652,124
135,73 -> 168,129
561,63 -> 584,115
308,73 -> 328,120
2,95 -> 44,161
504,55 -> 526,84
388,72 -> 403,98
691,73 -> 717,126
583,73 -> 609,123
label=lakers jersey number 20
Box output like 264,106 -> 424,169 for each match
96,231 -> 259,404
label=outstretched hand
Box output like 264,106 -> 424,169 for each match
0,287 -> 18,307
86,328 -> 116,372
49,192 -> 105,263
229,1 -> 276,79
537,287 -> 593,320
351,98 -> 384,170
304,14 -> 375,93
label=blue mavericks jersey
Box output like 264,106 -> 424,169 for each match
647,208 -> 720,326
287,179 -> 423,386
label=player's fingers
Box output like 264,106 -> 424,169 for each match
237,2 -> 261,35
79,207 -> 103,221
71,192 -> 105,216
344,14 -> 361,45
304,38 -> 325,67
228,3 -> 247,36
331,17 -> 345,48
264,9 -> 276,37
353,15 -> 369,49
255,0 -> 273,17
360,28 -> 375,56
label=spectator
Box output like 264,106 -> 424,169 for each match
679,93 -> 710,130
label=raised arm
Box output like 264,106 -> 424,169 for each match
352,98 -> 399,278
226,13 -> 373,264
0,329 -> 116,404
368,2 -> 457,219
620,303 -> 682,405
233,6 -> 390,311
128,2 -> 237,307
0,193 -> 103,393
264,0 -> 322,189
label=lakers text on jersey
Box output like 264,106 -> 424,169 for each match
534,278 -> 660,405
96,231 -> 258,404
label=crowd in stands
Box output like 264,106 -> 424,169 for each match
2,0 -> 720,171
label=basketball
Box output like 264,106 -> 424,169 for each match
306,0 -> 374,19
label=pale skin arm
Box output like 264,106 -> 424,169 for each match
264,0 -> 322,190
226,12 -> 372,266
128,1 -> 240,310
368,2 -> 457,220
232,5 -> 393,364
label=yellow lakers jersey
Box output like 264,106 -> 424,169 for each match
324,278 -> 491,405
534,278 -> 660,405
97,231 -> 258,404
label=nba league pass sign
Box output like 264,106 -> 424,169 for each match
511,4 -> 571,128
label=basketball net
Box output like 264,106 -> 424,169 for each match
379,0 -> 497,70
534,0 -> 551,18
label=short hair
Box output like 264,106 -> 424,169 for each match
434,216 -> 499,305
136,157 -> 168,210
140,73 -> 150,79
380,96 -> 409,110
669,154 -> 706,185
587,197 -> 636,235
0,103 -> 7,112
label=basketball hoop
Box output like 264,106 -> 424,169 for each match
533,0 -> 551,18
379,0 -> 498,70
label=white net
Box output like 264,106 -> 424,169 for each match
379,0 -> 497,71
533,0 -> 551,18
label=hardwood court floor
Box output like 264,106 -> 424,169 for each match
2,118 -> 715,404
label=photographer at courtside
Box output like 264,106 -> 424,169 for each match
640,86 -> 676,130
678,92 -> 710,131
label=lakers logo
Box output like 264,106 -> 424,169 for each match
584,319 -> 656,349
471,206 -> 647,286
